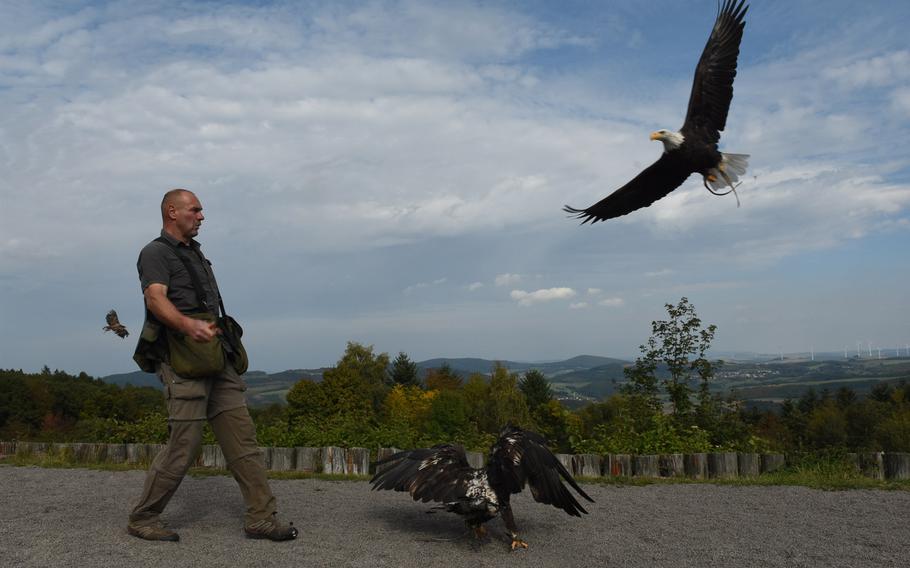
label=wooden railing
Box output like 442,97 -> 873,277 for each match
1,441 -> 908,480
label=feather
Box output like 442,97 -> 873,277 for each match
682,0 -> 748,141
487,425 -> 594,516
563,152 -> 692,223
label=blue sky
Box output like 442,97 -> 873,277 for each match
1,0 -> 909,376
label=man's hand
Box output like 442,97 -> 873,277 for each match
144,283 -> 221,342
183,318 -> 220,342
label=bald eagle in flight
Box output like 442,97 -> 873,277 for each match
370,425 -> 593,551
564,0 -> 750,223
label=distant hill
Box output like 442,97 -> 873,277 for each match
102,370 -> 159,389
99,355 -> 910,409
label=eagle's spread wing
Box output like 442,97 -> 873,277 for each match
563,153 -> 692,223
487,426 -> 594,516
682,0 -> 748,142
370,444 -> 475,504
103,309 -> 129,338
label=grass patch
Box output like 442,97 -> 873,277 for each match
0,454 -> 369,481
580,458 -> 910,491
3,453 -> 907,490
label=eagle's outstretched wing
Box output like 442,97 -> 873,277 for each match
563,152 -> 692,223
487,426 -> 594,516
370,444 -> 476,504
682,0 -> 748,142
103,309 -> 129,339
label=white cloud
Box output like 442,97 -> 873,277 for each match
2,1 -> 910,375
511,287 -> 576,306
403,278 -> 447,294
598,297 -> 625,308
892,87 -> 910,117
569,302 -> 589,310
645,269 -> 674,278
467,282 -> 484,291
495,273 -> 522,287
822,50 -> 910,90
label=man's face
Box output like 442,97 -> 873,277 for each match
171,192 -> 204,241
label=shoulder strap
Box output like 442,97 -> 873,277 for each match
154,237 -> 228,317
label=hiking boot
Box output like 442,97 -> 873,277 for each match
244,513 -> 298,541
127,520 -> 180,542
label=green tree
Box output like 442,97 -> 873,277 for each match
426,389 -> 471,441
285,378 -> 328,420
319,342 -> 391,418
390,352 -> 421,387
425,362 -> 462,391
519,369 -> 553,411
806,401 -> 848,449
621,297 -> 719,423
482,363 -> 531,433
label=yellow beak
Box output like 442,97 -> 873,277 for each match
649,131 -> 662,141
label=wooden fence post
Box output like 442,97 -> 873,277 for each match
684,453 -> 707,479
555,453 -> 573,474
257,446 -> 273,470
0,441 -> 16,457
572,454 -> 602,477
738,453 -> 760,477
107,443 -> 127,464
708,452 -> 738,479
270,447 -> 295,471
346,448 -> 370,475
859,452 -> 885,480
202,445 -> 226,469
373,447 -> 400,475
295,447 -> 322,473
72,443 -> 107,463
760,454 -> 785,474
20,442 -> 50,457
633,455 -> 660,478
606,454 -> 632,477
659,454 -> 685,477
884,452 -> 910,480
322,446 -> 345,475
465,451 -> 484,469
126,443 -> 143,464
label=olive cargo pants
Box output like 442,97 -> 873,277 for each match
129,363 -> 276,527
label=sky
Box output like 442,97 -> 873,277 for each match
1,0 -> 909,377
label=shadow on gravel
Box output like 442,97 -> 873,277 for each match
366,498 -> 551,552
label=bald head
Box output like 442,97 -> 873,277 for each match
161,189 -> 194,222
161,188 -> 204,243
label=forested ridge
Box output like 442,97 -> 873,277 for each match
3,299 -> 908,454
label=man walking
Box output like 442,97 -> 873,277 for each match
128,188 -> 296,542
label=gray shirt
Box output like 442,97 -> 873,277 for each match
137,230 -> 222,317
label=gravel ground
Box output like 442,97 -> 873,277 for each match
1,465 -> 908,568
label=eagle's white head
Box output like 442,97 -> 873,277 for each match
650,129 -> 685,152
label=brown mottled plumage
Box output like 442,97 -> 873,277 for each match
103,309 -> 129,338
370,425 -> 593,550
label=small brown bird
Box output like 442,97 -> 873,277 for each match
103,309 -> 129,338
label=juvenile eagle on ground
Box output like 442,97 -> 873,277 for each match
370,425 -> 593,551
102,309 -> 129,338
564,0 -> 750,223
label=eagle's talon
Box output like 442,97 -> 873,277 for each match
510,538 -> 529,551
